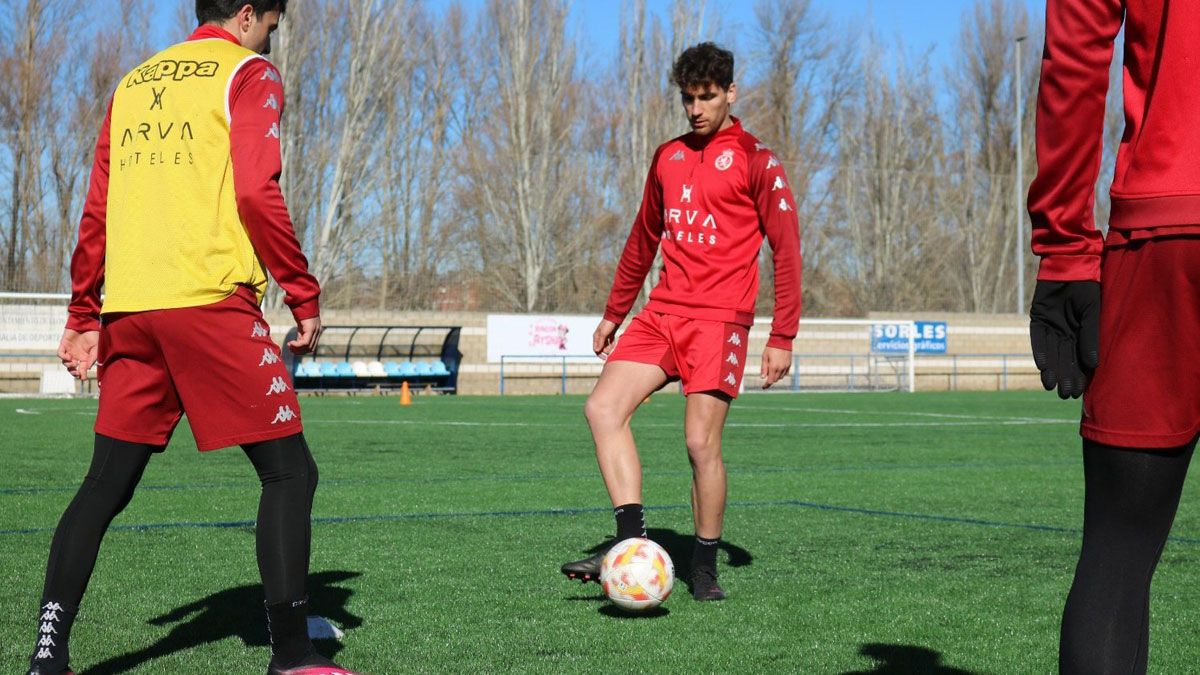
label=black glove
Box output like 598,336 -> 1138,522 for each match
1029,280 -> 1101,399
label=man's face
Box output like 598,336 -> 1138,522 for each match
236,8 -> 281,55
680,82 -> 736,137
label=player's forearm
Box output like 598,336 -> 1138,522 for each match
766,228 -> 802,350
67,101 -> 113,332
604,228 -> 662,324
604,209 -> 661,323
1027,0 -> 1123,282
235,185 -> 321,320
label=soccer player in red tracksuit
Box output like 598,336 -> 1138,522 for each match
1028,1 -> 1200,672
26,2 -> 360,674
560,43 -> 801,600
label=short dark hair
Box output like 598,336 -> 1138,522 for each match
195,0 -> 287,25
672,42 -> 734,91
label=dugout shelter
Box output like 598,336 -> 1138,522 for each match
284,325 -> 462,393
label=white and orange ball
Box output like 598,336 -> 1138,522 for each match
600,537 -> 674,611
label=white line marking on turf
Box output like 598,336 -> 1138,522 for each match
308,419 -> 1075,429
742,406 -> 1075,423
15,408 -> 40,415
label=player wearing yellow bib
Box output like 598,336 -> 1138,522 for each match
27,3 -> 360,674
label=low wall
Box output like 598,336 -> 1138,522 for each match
1,308 -> 1036,395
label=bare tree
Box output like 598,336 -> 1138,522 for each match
831,40 -> 946,313
941,0 -> 1035,312
741,0 -> 858,316
459,0 -> 585,312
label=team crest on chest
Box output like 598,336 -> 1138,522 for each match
714,149 -> 735,171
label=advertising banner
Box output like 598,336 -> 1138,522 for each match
486,314 -> 603,363
871,321 -> 948,354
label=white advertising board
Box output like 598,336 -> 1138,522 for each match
487,314 -> 603,363
0,305 -> 67,351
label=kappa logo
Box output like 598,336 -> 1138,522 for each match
41,610 -> 59,622
724,373 -> 738,387
714,149 -> 735,171
271,405 -> 298,424
263,93 -> 279,111
36,648 -> 53,660
669,149 -> 685,161
680,184 -> 693,203
772,175 -> 786,191
42,602 -> 63,611
126,59 -> 219,87
779,198 -> 792,212
261,68 -> 282,83
727,332 -> 742,347
265,122 -> 281,139
40,622 -> 57,634
259,348 -> 281,367
767,155 -> 780,169
726,352 -> 739,366
251,322 -> 269,338
38,635 -> 56,648
266,376 -> 290,396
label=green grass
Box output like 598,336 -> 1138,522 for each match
2,392 -> 1200,673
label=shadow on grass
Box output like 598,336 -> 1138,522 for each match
841,643 -> 979,675
80,570 -> 362,675
567,527 -> 753,609
598,605 -> 670,619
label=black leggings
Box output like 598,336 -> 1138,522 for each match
1060,438 -> 1196,675
42,433 -> 318,607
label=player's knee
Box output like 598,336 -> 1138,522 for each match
685,433 -> 721,466
584,393 -> 626,431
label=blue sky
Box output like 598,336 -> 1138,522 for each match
147,1 -> 1047,67
569,0 -> 1047,69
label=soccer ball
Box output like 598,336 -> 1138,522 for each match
600,537 -> 674,611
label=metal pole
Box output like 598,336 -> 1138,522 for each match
1015,35 -> 1028,314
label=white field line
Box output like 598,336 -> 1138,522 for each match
740,405 -> 1075,423
306,418 -> 1074,429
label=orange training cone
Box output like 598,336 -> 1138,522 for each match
400,381 -> 412,406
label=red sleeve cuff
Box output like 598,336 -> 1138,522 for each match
1037,254 -> 1102,282
603,309 -> 626,326
766,335 -> 794,351
290,298 -> 320,322
66,314 -> 100,333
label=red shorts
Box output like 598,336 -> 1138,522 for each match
1082,235 -> 1200,448
95,287 -> 303,451
609,310 -> 750,398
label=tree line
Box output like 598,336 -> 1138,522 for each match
1,0 -> 1121,316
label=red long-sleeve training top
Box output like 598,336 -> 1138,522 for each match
604,119 -> 803,351
1028,0 -> 1200,282
67,25 -> 319,332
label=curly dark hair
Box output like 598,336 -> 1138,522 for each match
196,0 -> 287,24
671,42 -> 734,91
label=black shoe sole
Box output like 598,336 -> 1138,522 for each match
561,566 -> 602,583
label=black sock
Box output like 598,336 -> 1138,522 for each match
614,503 -> 646,541
29,599 -> 77,671
693,536 -> 720,571
266,598 -> 314,667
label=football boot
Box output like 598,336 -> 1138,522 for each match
689,567 -> 726,601
560,541 -> 615,583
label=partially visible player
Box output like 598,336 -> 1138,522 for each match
560,42 -> 801,600
1027,1 -> 1200,672
26,2 -> 360,674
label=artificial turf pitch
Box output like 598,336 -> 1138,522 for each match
3,392 -> 1200,673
